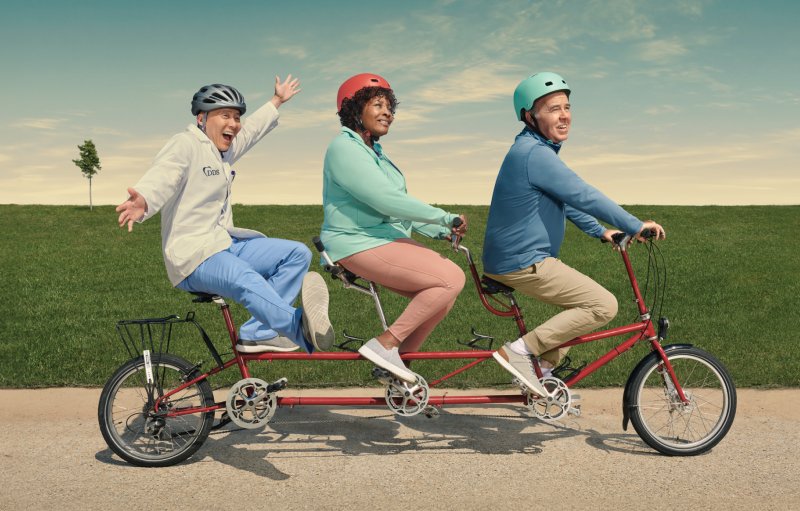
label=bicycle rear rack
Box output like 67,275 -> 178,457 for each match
116,312 -> 224,367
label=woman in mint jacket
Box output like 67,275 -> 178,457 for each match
320,73 -> 467,383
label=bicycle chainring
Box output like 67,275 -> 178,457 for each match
384,375 -> 430,417
525,376 -> 572,422
225,378 -> 278,429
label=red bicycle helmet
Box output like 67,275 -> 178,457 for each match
336,73 -> 391,112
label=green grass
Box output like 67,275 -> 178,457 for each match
1,204 -> 798,388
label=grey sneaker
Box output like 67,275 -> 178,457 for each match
237,336 -> 299,353
358,338 -> 416,383
493,343 -> 548,397
301,272 -> 335,351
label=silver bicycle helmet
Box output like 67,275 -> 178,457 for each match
191,84 -> 246,116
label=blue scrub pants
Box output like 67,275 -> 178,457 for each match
177,237 -> 313,351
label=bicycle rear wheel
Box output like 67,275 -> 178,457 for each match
98,353 -> 215,467
626,346 -> 736,456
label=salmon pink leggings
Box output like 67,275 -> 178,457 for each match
339,238 -> 465,352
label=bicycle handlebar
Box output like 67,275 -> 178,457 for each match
450,217 -> 464,251
601,228 -> 655,248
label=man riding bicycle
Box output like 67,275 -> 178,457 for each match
485,72 -> 666,397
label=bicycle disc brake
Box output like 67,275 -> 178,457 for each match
225,378 -> 278,429
525,376 -> 572,422
384,374 -> 430,417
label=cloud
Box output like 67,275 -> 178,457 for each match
277,106 -> 340,130
627,66 -> 731,94
414,63 -> 523,105
91,126 -> 127,137
675,0 -> 712,17
275,47 -> 308,60
392,134 -> 476,146
644,104 -> 680,115
636,38 -> 689,61
581,0 -> 657,42
13,118 -> 66,130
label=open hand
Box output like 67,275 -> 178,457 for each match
115,187 -> 147,232
271,74 -> 301,107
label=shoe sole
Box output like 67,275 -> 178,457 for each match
301,272 -> 335,351
492,351 -> 548,397
358,346 -> 417,383
236,343 -> 300,353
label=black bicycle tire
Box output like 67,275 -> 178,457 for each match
626,346 -> 736,456
97,353 -> 214,467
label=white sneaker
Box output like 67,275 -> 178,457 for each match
237,336 -> 300,353
301,272 -> 335,351
358,338 -> 416,383
493,343 -> 548,397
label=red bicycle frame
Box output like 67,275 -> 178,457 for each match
154,237 -> 687,416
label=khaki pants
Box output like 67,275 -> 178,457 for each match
485,257 -> 617,366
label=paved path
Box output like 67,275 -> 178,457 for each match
1,388 -> 798,510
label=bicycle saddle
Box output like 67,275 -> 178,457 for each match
190,292 -> 217,303
480,276 -> 515,295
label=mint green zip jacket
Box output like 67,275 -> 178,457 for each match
320,127 -> 458,262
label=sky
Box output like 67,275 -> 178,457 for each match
1,0 -> 798,206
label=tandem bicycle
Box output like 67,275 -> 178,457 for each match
98,230 -> 736,466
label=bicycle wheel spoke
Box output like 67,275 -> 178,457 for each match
99,354 -> 214,467
628,347 -> 735,455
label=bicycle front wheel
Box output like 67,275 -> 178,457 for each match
627,346 -> 736,456
98,353 -> 215,467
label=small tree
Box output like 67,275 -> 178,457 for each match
72,139 -> 102,210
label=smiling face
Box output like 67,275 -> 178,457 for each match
359,95 -> 394,140
198,108 -> 242,152
528,91 -> 571,143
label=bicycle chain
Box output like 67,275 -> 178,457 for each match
206,382 -> 566,436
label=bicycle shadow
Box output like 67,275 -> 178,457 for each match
94,403 -> 657,478
191,403 -> 656,478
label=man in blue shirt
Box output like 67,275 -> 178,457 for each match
485,72 -> 665,397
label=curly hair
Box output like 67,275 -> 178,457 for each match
337,86 -> 398,137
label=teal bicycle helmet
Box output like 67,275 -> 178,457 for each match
513,72 -> 570,121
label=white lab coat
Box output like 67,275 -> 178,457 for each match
134,102 -> 280,285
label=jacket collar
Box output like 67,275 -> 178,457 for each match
341,126 -> 384,157
521,126 -> 562,154
188,123 -> 228,160
189,123 -> 211,143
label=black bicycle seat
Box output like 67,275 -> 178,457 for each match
480,276 -> 515,295
190,292 -> 217,303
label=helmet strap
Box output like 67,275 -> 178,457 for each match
523,109 -> 539,131
197,112 -> 209,133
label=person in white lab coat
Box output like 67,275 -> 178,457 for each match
115,77 -> 333,353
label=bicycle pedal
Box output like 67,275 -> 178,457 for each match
511,378 -> 531,395
337,331 -> 368,352
372,367 -> 394,384
568,404 -> 581,417
423,405 -> 440,418
267,377 -> 288,393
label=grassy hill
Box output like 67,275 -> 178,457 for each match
1,204 -> 798,388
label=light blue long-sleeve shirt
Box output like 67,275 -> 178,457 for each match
320,127 -> 458,262
482,127 -> 643,275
